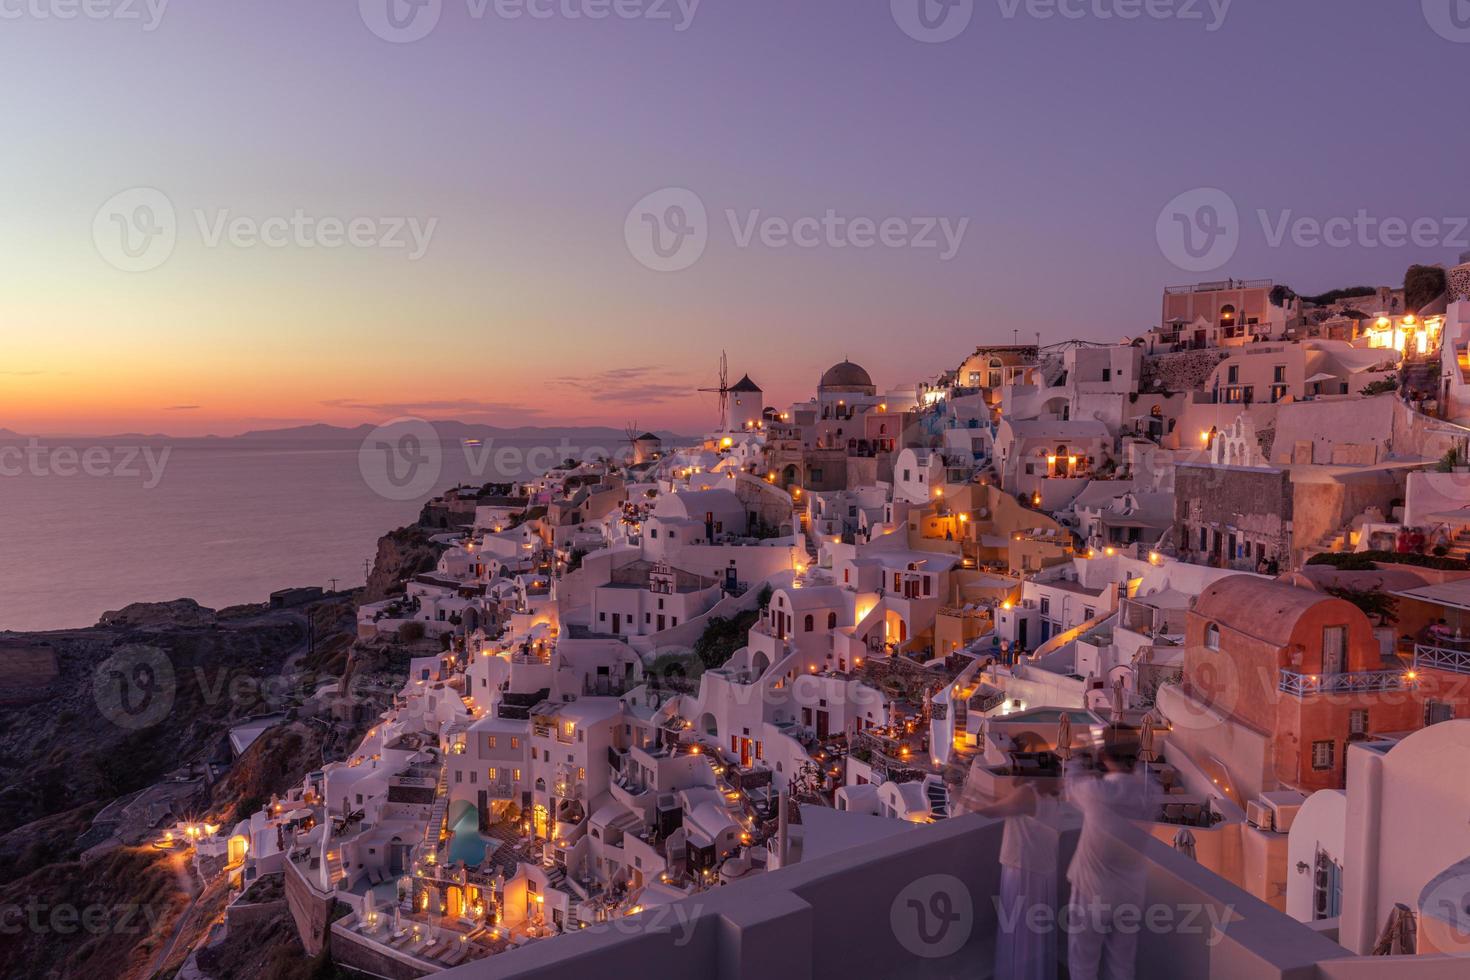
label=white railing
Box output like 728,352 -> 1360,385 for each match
1277,669 -> 1411,697
1414,643 -> 1470,676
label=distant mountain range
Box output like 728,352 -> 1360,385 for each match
0,422 -> 694,443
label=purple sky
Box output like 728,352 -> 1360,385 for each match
3,0 -> 1468,433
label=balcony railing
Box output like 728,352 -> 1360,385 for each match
1277,669 -> 1412,697
1414,643 -> 1470,676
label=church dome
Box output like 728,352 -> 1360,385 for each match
819,360 -> 874,391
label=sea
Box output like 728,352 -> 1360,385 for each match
0,434 -> 617,633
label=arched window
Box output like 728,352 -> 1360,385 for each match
804,614 -> 814,632
1205,623 -> 1221,651
827,612 -> 838,630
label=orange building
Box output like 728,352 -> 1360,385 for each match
1184,576 -> 1421,793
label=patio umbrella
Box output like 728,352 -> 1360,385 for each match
1138,713 -> 1159,765
1110,677 -> 1125,725
1056,711 -> 1073,762
1173,827 -> 1197,860
1371,903 -> 1417,956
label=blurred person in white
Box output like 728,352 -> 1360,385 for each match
970,778 -> 1067,980
1064,740 -> 1154,980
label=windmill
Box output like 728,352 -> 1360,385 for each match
623,421 -> 641,465
697,350 -> 730,428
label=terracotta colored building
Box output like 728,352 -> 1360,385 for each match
1184,576 -> 1420,792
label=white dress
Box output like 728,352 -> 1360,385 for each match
994,795 -> 1062,980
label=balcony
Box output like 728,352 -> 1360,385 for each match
1414,642 -> 1470,676
1277,669 -> 1412,697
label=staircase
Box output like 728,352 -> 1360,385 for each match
1402,356 -> 1440,393
325,847 -> 346,888
1449,529 -> 1470,563
1301,523 -> 1352,563
424,764 -> 450,850
924,779 -> 950,820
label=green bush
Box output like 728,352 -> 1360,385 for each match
1405,264 -> 1448,312
1307,550 -> 1469,571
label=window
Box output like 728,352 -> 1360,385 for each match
1083,607 -> 1095,620
1204,623 -> 1221,650
1227,365 -> 1239,384
510,737 -> 520,749
1102,368 -> 1111,382
1040,597 -> 1050,616
827,612 -> 838,629
1311,740 -> 1335,770
1273,365 -> 1286,383
455,770 -> 463,783
1348,710 -> 1367,738
488,768 -> 498,779
1313,848 -> 1343,920
487,736 -> 497,749
513,768 -> 522,781
804,614 -> 814,632
470,770 -> 477,784
578,767 -> 586,780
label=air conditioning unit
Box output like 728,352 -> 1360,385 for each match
1253,790 -> 1307,833
1245,799 -> 1275,832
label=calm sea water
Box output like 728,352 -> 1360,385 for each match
0,437 -> 595,633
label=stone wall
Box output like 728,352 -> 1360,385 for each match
330,924 -> 436,980
1448,262 -> 1470,303
1142,349 -> 1227,394
283,858 -> 335,957
1174,464 -> 1292,564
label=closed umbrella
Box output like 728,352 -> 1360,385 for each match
1056,711 -> 1073,762
1173,827 -> 1197,860
1138,713 -> 1158,765
1110,677 -> 1125,725
1371,903 -> 1417,956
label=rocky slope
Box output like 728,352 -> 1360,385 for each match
0,521 -> 433,979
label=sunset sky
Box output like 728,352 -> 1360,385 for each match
3,1 -> 1467,436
